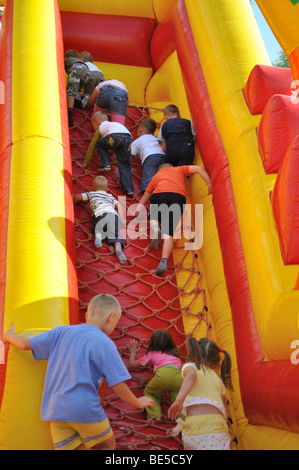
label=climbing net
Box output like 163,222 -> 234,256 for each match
70,106 -> 237,450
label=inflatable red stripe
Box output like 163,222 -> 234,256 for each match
150,20 -> 176,71
0,0 -> 13,411
60,11 -> 156,67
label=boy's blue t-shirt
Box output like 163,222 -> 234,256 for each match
29,324 -> 131,423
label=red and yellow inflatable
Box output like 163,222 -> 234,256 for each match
1,0 -> 299,450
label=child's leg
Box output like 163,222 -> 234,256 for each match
114,242 -> 127,264
141,154 -> 166,192
93,434 -> 116,451
154,236 -> 174,276
110,113 -> 126,124
143,367 -> 175,419
114,137 -> 134,194
144,384 -> 163,420
96,138 -> 112,170
150,218 -> 161,250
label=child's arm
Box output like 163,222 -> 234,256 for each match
128,340 -> 143,369
129,191 -> 151,218
189,165 -> 212,194
86,88 -> 98,108
3,323 -> 32,351
73,194 -> 84,203
112,382 -> 154,409
84,129 -> 101,166
168,365 -> 197,421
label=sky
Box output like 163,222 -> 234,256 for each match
250,0 -> 283,64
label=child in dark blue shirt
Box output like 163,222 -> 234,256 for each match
157,104 -> 197,167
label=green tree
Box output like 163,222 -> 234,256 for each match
273,50 -> 290,68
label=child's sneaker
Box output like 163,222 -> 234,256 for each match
115,246 -> 127,264
95,233 -> 102,248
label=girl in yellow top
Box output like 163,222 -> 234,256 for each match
168,337 -> 233,451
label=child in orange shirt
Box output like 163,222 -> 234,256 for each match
133,164 -> 212,276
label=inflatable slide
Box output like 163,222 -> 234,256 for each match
0,0 -> 299,450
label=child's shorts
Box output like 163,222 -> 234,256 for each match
93,212 -> 124,247
50,418 -> 113,450
150,193 -> 186,237
182,414 -> 231,451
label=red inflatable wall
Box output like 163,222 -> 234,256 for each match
272,135 -> 299,265
257,94 -> 299,174
61,11 -> 156,67
243,64 -> 294,115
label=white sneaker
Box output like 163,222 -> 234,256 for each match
95,233 -> 102,248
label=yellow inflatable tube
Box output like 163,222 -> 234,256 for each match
0,0 -> 78,449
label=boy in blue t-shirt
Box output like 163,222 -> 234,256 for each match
157,104 -> 197,167
4,294 -> 153,450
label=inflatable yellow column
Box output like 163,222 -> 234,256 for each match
0,0 -> 77,450
255,0 -> 299,78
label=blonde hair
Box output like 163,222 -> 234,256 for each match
92,176 -> 108,191
91,111 -> 109,126
88,294 -> 121,318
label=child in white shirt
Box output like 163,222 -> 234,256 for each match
131,118 -> 166,192
90,111 -> 134,196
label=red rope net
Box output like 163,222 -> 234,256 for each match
70,106 -> 237,450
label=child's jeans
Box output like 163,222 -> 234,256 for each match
141,154 -> 166,192
95,84 -> 128,118
96,133 -> 134,193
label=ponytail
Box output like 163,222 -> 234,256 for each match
186,337 -> 205,369
220,349 -> 233,391
186,337 -> 234,391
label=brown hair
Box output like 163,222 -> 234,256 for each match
147,329 -> 181,359
140,118 -> 157,135
64,49 -> 79,59
186,337 -> 233,390
164,104 -> 180,117
80,51 -> 93,62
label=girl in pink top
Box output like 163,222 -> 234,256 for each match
128,329 -> 183,422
